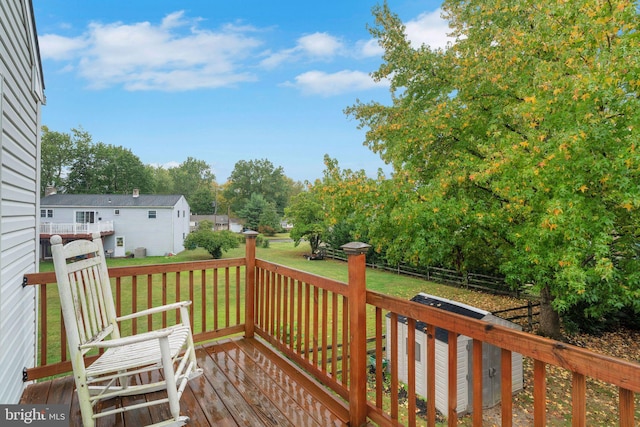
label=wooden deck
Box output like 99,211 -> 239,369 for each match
20,337 -> 349,427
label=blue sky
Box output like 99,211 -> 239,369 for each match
34,1 -> 450,183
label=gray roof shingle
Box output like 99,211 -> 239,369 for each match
41,194 -> 184,208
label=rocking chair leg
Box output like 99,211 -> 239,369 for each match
159,337 -> 181,420
118,370 -> 131,390
76,379 -> 95,427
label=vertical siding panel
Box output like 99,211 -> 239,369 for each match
0,0 -> 43,404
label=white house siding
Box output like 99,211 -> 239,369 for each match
0,0 -> 44,404
40,195 -> 191,257
171,197 -> 190,254
109,203 -> 185,256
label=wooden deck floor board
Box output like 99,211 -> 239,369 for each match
207,341 -> 294,426
189,347 -> 239,426
210,341 -> 321,427
20,337 -> 349,427
19,377 -> 50,404
240,338 -> 350,424
235,338 -> 347,427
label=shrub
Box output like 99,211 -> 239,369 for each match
184,230 -> 239,259
255,235 -> 270,248
258,225 -> 276,236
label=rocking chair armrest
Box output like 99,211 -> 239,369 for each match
79,328 -> 173,350
116,300 -> 192,322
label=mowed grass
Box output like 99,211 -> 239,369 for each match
40,237 -> 521,311
245,240 -> 520,305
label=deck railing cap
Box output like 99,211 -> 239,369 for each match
340,241 -> 371,255
243,230 -> 260,238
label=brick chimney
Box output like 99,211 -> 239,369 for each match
133,188 -> 139,198
45,186 -> 57,196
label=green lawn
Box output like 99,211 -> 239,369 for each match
241,240 -> 525,312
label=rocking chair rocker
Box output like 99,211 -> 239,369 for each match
50,233 -> 202,426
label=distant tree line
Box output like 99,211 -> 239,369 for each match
40,126 -> 303,233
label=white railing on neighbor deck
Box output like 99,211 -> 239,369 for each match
39,221 -> 114,235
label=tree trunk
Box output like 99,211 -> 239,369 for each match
310,234 -> 320,254
538,285 -> 563,340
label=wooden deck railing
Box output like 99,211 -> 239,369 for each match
24,257 -> 247,380
252,258 -> 351,398
39,221 -> 115,235
23,233 -> 639,426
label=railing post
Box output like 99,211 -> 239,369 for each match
244,230 -> 259,338
341,241 -> 371,427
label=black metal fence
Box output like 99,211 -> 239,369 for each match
493,301 -> 541,331
322,247 -> 541,328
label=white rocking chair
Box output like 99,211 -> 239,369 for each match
50,233 -> 202,427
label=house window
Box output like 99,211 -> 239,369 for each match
76,211 -> 96,223
148,210 -> 157,219
114,209 -> 120,215
177,210 -> 180,218
40,209 -> 53,218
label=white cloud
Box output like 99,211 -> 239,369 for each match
38,33 -> 88,60
356,38 -> 384,58
37,8 -> 451,95
354,8 -> 453,57
39,11 -> 263,91
404,8 -> 453,51
296,32 -> 343,57
260,32 -> 343,69
259,48 -> 297,69
160,11 -> 188,30
283,70 -> 387,97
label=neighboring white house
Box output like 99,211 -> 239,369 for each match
386,293 -> 523,417
190,214 -> 244,233
40,191 -> 191,257
0,0 -> 45,404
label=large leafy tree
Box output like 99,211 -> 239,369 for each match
66,142 -> 152,194
223,158 -> 297,215
169,157 -> 214,195
40,126 -> 72,195
346,1 -> 640,338
189,186 -> 216,215
40,126 -> 92,195
238,193 -> 280,233
146,165 -> 174,195
168,157 -> 215,206
285,188 -> 326,253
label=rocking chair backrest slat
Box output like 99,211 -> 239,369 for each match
82,266 -> 102,336
67,270 -> 89,343
91,263 -> 110,329
75,269 -> 95,342
51,233 -> 120,355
